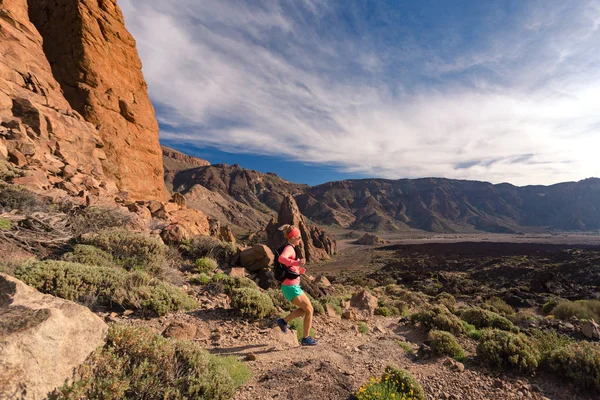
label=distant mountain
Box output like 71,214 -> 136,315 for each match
163,149 -> 600,233
300,177 -> 600,233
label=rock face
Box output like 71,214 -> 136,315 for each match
29,0 -> 167,201
0,273 -> 107,399
0,0 -> 116,202
266,195 -> 336,263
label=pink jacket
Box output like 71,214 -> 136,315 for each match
278,245 -> 305,286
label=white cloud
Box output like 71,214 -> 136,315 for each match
120,0 -> 600,186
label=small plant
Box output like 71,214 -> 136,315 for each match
542,298 -> 565,314
476,329 -> 540,375
529,328 -> 573,363
547,341 -> 600,392
188,273 -> 211,285
551,300 -> 600,322
0,184 -> 46,213
462,321 -> 483,340
212,274 -> 256,294
355,366 -> 426,400
435,292 -> 457,313
80,229 -> 167,276
375,306 -> 393,317
397,341 -> 415,356
52,324 -> 250,399
61,245 -> 115,268
229,287 -> 275,319
288,317 -> 316,342
194,257 -> 218,274
180,236 -> 238,265
410,305 -> 465,335
485,297 -> 515,315
267,289 -> 295,311
64,206 -> 133,236
358,322 -> 369,334
0,218 -> 10,230
0,159 -> 21,181
461,307 -> 515,331
429,330 -> 465,360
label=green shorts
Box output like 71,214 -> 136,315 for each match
281,285 -> 303,301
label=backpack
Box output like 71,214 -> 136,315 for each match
273,244 -> 301,282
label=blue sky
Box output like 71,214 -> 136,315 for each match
121,0 -> 600,186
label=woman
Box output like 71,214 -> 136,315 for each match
275,224 -> 318,346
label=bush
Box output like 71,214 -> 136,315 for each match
194,257 -> 218,273
80,229 -> 167,276
463,321 -> 483,340
542,298 -> 565,314
229,287 -> 274,319
509,310 -> 540,326
0,184 -> 46,213
547,341 -> 600,392
15,261 -> 198,316
64,206 -> 133,236
529,329 -> 573,363
0,218 -> 10,230
287,316 -> 316,342
51,324 -> 250,400
358,322 -> 369,334
0,159 -> 21,181
476,329 -> 540,375
375,306 -> 393,317
188,273 -> 211,285
268,289 -> 295,311
311,298 -> 325,315
461,307 -> 515,331
212,274 -> 256,294
61,245 -> 115,268
385,286 -> 429,307
485,297 -> 515,315
356,366 -> 425,400
435,292 -> 457,313
429,330 -> 465,360
551,300 -> 600,322
181,236 -> 238,265
397,341 -> 414,356
410,305 -> 465,335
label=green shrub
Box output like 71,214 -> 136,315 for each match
64,206 -> 133,236
547,341 -> 600,392
461,307 -> 515,331
356,366 -> 425,400
195,257 -> 218,274
0,159 -> 21,181
529,329 -> 573,363
397,341 -> 414,356
189,273 -> 211,285
287,317 -> 316,342
385,286 -> 429,307
311,298 -> 325,315
61,245 -> 115,268
429,330 -> 465,360
0,184 -> 46,213
51,324 -> 250,400
375,306 -> 393,317
180,236 -> 238,265
551,300 -> 600,322
435,292 -> 457,313
320,296 -> 343,315
229,287 -> 274,319
0,218 -> 10,230
542,298 -> 565,314
476,329 -> 540,375
358,322 -> 369,334
212,274 -> 256,294
509,310 -> 541,326
80,229 -> 167,276
410,305 -> 465,335
268,289 -> 295,311
463,322 -> 483,340
15,261 -> 197,316
485,297 -> 515,315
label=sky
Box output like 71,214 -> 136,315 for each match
120,0 -> 600,187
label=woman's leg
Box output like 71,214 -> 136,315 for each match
291,293 -> 314,338
283,307 -> 306,323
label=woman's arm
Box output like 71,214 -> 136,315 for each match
278,246 -> 301,267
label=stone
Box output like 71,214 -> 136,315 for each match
0,273 -> 107,400
240,245 -> 275,272
229,267 -> 247,278
220,225 -> 236,244
0,142 -> 8,159
257,268 -> 278,290
245,353 -> 257,361
8,150 -> 27,166
162,321 -> 197,340
61,165 -> 77,179
168,209 -> 210,236
582,319 -> 600,339
350,289 -> 379,316
12,174 -> 48,191
266,195 -> 336,263
270,327 -> 299,349
171,192 -> 186,209
354,233 -> 385,245
315,275 -> 332,288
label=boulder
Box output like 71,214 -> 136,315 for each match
162,321 -> 197,340
240,245 -> 274,272
168,209 -> 210,237
257,268 -> 278,290
350,289 -> 378,316
582,319 -> 600,340
228,267 -> 247,278
266,195 -> 336,263
354,233 -> 385,245
220,225 -> 236,244
270,327 -> 299,349
0,273 -> 107,400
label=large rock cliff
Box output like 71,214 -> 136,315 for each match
0,0 -> 166,202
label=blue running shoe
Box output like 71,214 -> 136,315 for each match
276,318 -> 288,333
301,336 -> 318,346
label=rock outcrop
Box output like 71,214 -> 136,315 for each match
240,245 -> 274,272
355,233 -> 386,245
28,0 -> 167,201
0,273 -> 107,399
266,195 -> 336,263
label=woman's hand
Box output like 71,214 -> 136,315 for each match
299,267 -> 306,274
